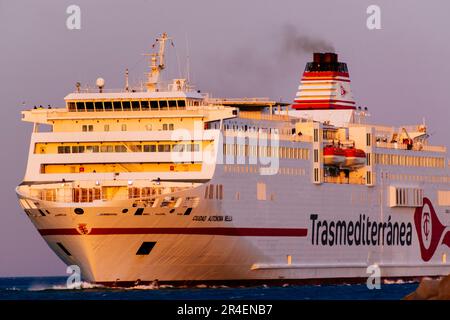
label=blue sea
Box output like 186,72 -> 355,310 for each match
0,277 -> 417,300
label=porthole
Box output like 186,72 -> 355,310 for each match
74,208 -> 84,215
122,208 -> 128,213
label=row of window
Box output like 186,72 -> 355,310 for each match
35,142 -> 201,154
35,186 -> 200,205
40,162 -> 202,174
68,99 -> 187,112
222,125 -> 302,138
375,153 -> 445,168
223,164 -> 307,176
381,172 -> 450,184
223,144 -> 310,160
82,123 -> 175,132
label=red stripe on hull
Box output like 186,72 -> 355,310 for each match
38,227 -> 308,237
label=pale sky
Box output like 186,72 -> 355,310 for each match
0,0 -> 448,276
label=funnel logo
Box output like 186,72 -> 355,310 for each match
414,198 -> 450,261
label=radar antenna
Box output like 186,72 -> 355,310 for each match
145,32 -> 173,92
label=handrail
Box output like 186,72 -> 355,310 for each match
223,129 -> 312,143
375,141 -> 446,153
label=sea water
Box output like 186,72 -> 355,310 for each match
0,277 -> 418,300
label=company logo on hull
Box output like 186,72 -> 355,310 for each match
310,214 -> 413,246
77,223 -> 91,235
414,197 -> 450,261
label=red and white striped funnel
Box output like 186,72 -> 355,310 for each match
292,53 -> 356,110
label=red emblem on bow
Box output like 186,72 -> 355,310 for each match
414,198 -> 450,261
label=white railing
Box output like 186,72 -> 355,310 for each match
375,141 -> 446,153
239,111 -> 290,121
19,184 -> 197,204
223,129 -> 312,143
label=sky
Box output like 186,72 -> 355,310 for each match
0,0 -> 449,276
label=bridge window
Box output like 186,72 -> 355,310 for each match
113,101 -> 122,111
141,100 -> 149,110
168,100 -> 177,109
76,102 -> 85,111
85,101 -> 94,112
159,100 -> 168,109
68,102 -> 76,111
104,101 -> 113,111
178,100 -> 186,108
94,101 -> 104,111
122,101 -> 131,110
131,101 -> 140,111
150,100 -> 159,110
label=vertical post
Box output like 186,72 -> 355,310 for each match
312,122 -> 323,184
365,127 -> 375,187
125,68 -> 129,92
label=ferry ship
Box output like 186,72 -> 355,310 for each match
16,33 -> 450,285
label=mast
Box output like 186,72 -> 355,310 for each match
145,32 -> 172,92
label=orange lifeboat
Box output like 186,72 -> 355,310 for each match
323,146 -> 346,166
344,148 -> 366,167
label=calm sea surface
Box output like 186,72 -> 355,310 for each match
0,277 -> 417,300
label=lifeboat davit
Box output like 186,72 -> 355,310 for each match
323,146 -> 346,166
344,148 -> 366,167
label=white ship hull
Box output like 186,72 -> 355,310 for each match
17,163 -> 450,284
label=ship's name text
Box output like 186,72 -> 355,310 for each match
192,215 -> 233,222
310,214 -> 412,246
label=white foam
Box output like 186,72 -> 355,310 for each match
28,281 -> 104,291
383,279 -> 417,285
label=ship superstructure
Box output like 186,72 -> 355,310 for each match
16,34 -> 450,285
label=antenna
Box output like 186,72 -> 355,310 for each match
185,32 -> 191,83
125,68 -> 129,92
144,32 -> 172,92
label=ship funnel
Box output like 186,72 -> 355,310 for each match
292,52 -> 355,110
